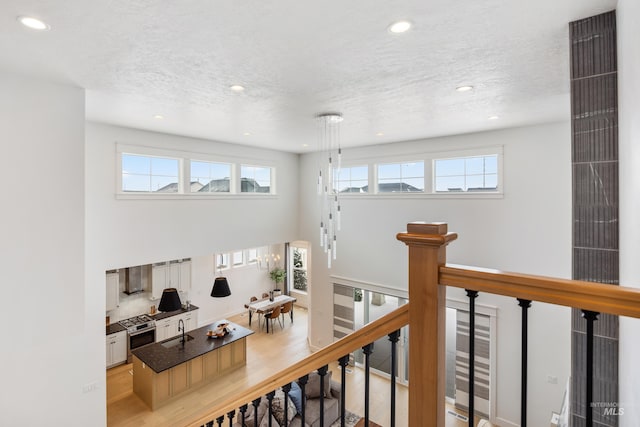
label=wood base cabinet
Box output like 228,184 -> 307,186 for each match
132,337 -> 247,410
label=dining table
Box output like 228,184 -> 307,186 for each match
245,294 -> 296,333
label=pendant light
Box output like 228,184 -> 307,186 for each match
211,254 -> 231,297
158,288 -> 182,312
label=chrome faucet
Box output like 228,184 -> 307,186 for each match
178,318 -> 185,347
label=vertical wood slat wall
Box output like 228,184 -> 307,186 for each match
569,11 -> 619,427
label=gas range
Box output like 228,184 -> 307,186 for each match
119,314 -> 156,334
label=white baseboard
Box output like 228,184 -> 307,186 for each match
496,416 -> 519,427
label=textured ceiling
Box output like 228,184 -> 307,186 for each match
0,0 -> 617,153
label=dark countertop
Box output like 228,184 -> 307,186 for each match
132,320 -> 253,373
106,323 -> 126,335
151,304 -> 199,321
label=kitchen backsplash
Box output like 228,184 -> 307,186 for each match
107,290 -> 187,323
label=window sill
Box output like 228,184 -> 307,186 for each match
115,193 -> 278,200
337,192 -> 503,200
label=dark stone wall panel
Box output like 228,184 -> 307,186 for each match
570,10 -> 619,427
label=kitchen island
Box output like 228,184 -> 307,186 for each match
131,320 -> 253,410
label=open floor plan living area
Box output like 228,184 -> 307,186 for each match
3,0 -> 640,426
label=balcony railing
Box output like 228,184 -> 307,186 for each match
183,221 -> 640,427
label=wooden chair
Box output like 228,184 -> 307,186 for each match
263,305 -> 282,333
250,296 -> 258,302
262,292 -> 269,299
280,301 -> 294,325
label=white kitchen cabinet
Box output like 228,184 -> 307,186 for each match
182,310 -> 198,332
106,331 -> 127,368
151,259 -> 191,300
105,271 -> 120,312
178,260 -> 191,293
155,317 -> 177,342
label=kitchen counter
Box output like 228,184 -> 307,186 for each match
132,320 -> 252,373
150,304 -> 199,321
106,323 -> 126,335
132,320 -> 252,409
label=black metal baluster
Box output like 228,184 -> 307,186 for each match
266,390 -> 275,427
363,343 -> 374,425
582,310 -> 599,427
318,365 -> 328,427
239,404 -> 248,426
518,299 -> 532,427
227,410 -> 235,427
216,415 -> 224,427
252,397 -> 261,427
466,290 -> 478,427
205,421 -> 213,427
282,383 -> 292,427
389,330 -> 400,427
338,355 -> 349,427
298,375 -> 308,426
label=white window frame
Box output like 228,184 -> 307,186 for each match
335,165 -> 369,194
375,160 -> 425,194
433,154 -> 500,193
232,251 -> 244,267
247,249 -> 258,264
240,164 -> 275,194
334,146 -> 502,199
118,148 -> 183,194
189,159 -> 234,194
216,253 -> 230,271
115,143 -> 277,199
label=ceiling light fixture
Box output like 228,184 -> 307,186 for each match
17,16 -> 50,31
456,85 -> 474,92
388,20 -> 412,34
316,112 -> 343,269
376,132 -> 384,136
243,132 -> 251,136
488,115 -> 500,120
153,114 -> 164,120
230,85 -> 245,92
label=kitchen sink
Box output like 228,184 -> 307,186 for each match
161,335 -> 194,348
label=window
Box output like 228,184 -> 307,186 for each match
377,161 -> 424,193
190,160 -> 231,193
121,154 -> 179,192
292,247 -> 308,292
216,254 -> 229,270
434,155 -> 498,192
241,165 -> 272,193
336,166 -> 368,193
247,249 -> 258,264
232,251 -> 244,266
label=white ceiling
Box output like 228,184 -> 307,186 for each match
0,0 -> 617,153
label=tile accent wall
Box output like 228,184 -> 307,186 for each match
569,11 -> 619,427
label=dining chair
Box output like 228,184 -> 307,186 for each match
263,304 -> 283,333
250,296 -> 258,302
262,292 -> 269,299
280,301 -> 294,325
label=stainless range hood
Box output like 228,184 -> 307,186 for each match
120,265 -> 149,295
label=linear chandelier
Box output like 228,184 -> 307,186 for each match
316,112 -> 343,268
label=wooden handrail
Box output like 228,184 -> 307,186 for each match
441,264 -> 640,318
183,303 -> 409,427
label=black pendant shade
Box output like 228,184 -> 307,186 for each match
211,277 -> 231,298
158,288 -> 182,312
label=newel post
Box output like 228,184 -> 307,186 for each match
397,222 -> 457,427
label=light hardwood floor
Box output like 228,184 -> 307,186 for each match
107,307 -> 480,427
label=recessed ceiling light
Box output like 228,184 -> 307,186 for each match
243,132 -> 251,136
153,114 -> 164,120
488,115 -> 499,120
388,21 -> 412,34
456,85 -> 474,92
17,16 -> 50,31
376,132 -> 384,136
230,85 -> 245,92
302,144 -> 309,147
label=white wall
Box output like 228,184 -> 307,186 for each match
85,122 -> 298,425
617,1 -> 640,425
0,72 -> 90,425
299,122 -> 572,427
